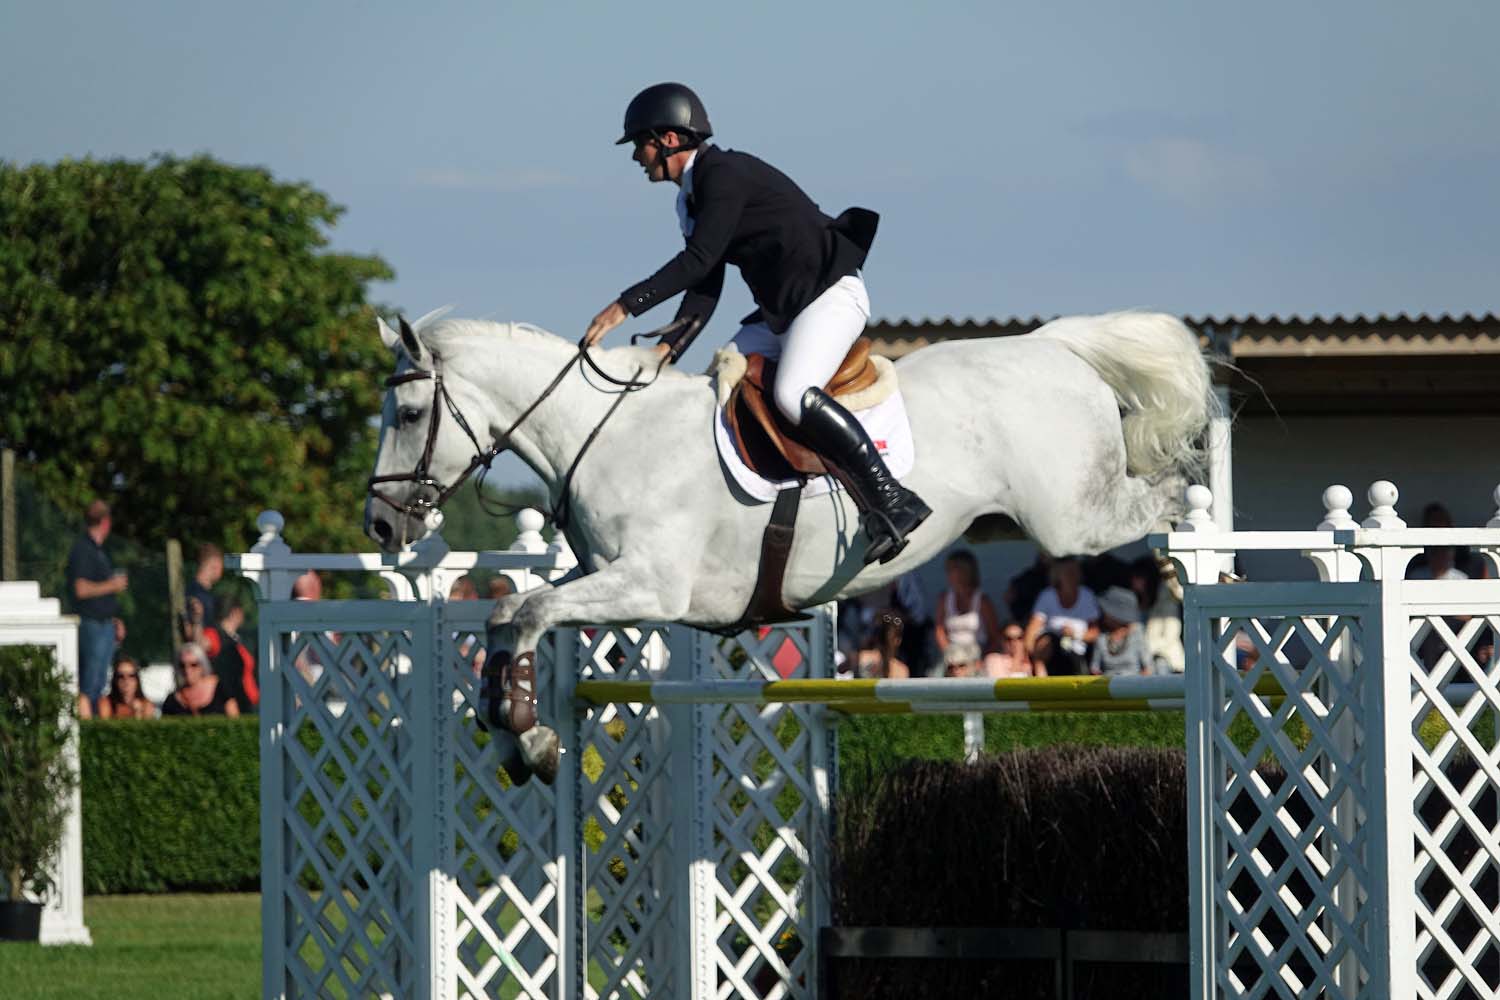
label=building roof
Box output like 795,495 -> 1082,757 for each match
866,312 -> 1500,359
864,312 -> 1500,415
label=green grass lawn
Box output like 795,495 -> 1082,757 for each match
0,891 -> 624,999
0,894 -> 261,999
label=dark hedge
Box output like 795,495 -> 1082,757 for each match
831,746 -> 1191,1000
79,717 -> 260,893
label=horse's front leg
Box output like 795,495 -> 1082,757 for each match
481,562 -> 688,785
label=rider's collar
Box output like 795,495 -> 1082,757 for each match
677,147 -> 700,194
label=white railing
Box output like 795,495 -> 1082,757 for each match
1156,481 -> 1500,1000
236,477 -> 1500,1000
232,510 -> 833,1000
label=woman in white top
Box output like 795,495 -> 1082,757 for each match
1023,557 -> 1101,676
935,550 -> 1028,677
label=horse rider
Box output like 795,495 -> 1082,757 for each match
584,82 -> 931,564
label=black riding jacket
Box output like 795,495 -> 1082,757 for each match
618,144 -> 877,338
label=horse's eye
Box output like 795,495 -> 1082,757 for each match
400,407 -> 422,426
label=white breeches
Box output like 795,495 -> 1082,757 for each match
729,273 -> 871,425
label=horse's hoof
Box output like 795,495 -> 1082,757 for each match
519,725 -> 561,786
493,729 -> 531,786
478,647 -> 512,732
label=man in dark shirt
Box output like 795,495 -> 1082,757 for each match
183,539 -> 222,641
66,499 -> 128,710
583,82 -> 929,565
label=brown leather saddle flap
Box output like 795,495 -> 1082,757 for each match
724,336 -> 878,481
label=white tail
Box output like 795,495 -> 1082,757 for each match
1037,311 -> 1217,478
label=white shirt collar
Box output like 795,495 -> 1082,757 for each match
679,147 -> 700,198
675,148 -> 701,236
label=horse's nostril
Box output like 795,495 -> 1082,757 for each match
372,519 -> 393,543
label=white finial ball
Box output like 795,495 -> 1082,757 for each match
517,508 -> 546,534
257,510 -> 285,535
1368,480 -> 1398,509
1493,484 -> 1500,508
1185,484 -> 1213,513
1323,485 -> 1353,513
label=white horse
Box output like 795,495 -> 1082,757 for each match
365,312 -> 1214,779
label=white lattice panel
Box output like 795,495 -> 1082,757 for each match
691,617 -> 833,1000
1186,583 -> 1384,1000
260,595 -> 835,1000
569,624 -> 681,1000
1403,581 -> 1500,1000
442,602 -> 568,1000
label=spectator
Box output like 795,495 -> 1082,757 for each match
161,642 -> 240,717
488,576 -> 516,600
291,571 -> 327,686
987,624 -> 1033,678
1003,551 -> 1052,627
203,595 -> 258,712
1406,503 -> 1483,668
1131,555 -> 1185,674
66,499 -> 128,712
184,543 -> 223,640
935,550 -> 1008,678
98,654 -> 156,719
887,571 -> 933,675
292,570 -> 323,601
447,577 -> 485,673
1023,557 -> 1100,676
853,609 -> 910,678
1409,502 -> 1487,580
1090,587 -> 1152,676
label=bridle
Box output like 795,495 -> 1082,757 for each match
366,325 -> 670,539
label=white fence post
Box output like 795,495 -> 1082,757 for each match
0,581 -> 92,946
1166,479 -> 1500,1000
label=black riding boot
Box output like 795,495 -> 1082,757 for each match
798,387 -> 931,564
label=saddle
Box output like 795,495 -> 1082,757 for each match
724,337 -> 882,481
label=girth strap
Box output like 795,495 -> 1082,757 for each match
712,486 -> 812,636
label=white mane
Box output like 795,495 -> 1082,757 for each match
421,317 -> 696,378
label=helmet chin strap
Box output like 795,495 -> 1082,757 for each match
649,129 -> 699,182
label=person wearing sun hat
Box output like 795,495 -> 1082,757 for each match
1090,586 -> 1152,676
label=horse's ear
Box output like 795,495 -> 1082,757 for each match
397,314 -> 427,363
377,315 -> 400,351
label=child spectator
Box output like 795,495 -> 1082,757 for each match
1090,587 -> 1152,676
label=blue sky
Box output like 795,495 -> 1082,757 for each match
6,1 -> 1496,341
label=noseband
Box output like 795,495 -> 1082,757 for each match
367,357 -> 505,524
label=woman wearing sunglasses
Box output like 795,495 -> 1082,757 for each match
161,642 -> 240,718
98,653 -> 156,719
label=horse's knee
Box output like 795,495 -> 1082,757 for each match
487,593 -> 529,628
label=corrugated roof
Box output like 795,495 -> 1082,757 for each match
865,312 -> 1500,358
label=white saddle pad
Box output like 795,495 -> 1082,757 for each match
713,389 -> 916,502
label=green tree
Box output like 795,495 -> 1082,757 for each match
0,154 -> 393,553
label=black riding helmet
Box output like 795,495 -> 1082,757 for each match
616,82 -> 713,146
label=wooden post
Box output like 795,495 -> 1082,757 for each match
166,539 -> 184,653
1,448 -> 16,581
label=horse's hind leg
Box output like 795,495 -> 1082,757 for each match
1023,455 -> 1168,557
